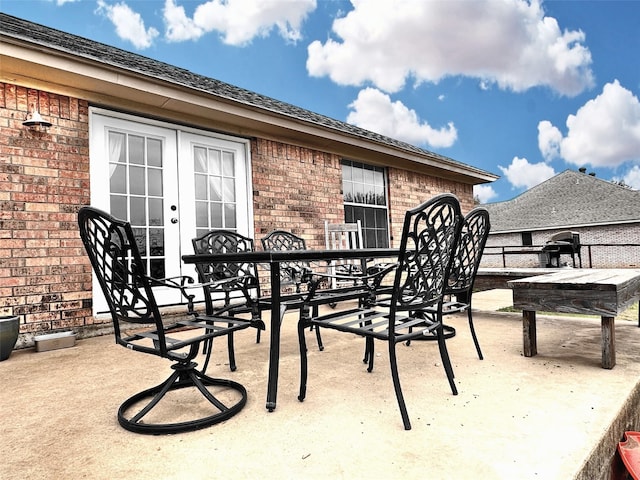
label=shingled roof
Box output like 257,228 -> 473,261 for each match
0,12 -> 495,182
484,170 -> 640,233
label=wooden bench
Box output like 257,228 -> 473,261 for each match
508,269 -> 640,369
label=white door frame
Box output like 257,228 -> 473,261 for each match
88,108 -> 254,316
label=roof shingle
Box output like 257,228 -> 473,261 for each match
484,170 -> 640,232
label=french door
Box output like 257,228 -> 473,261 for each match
89,109 -> 252,314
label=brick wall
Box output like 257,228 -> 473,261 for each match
387,168 -> 474,244
251,138 -> 343,249
0,83 -> 93,346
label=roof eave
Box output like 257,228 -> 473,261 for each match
0,33 -> 497,185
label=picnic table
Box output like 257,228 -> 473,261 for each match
508,269 -> 640,369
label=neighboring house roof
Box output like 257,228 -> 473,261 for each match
483,170 -> 640,233
0,13 -> 498,185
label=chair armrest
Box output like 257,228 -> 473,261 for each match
145,274 -> 257,314
302,262 -> 398,305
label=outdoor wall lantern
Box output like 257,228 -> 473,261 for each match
22,106 -> 52,132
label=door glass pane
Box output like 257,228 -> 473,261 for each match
110,196 -> 127,220
129,166 -> 145,195
148,169 -> 162,196
129,135 -> 144,165
149,228 -> 164,256
209,177 -> 222,201
195,175 -> 207,200
222,151 -> 234,176
210,202 -> 222,227
130,197 -> 146,225
149,198 -> 163,226
110,164 -> 126,194
223,178 -> 235,201
224,204 -> 236,228
147,138 -> 162,167
196,201 -> 208,228
194,146 -> 207,172
209,149 -> 221,175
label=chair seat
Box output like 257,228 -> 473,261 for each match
309,306 -> 444,341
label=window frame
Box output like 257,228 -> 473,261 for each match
341,159 -> 390,248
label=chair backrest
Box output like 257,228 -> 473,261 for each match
78,206 -> 167,350
391,194 -> 463,311
325,221 -> 363,251
324,221 -> 365,287
261,230 -> 308,289
447,207 -> 491,294
191,230 -> 259,311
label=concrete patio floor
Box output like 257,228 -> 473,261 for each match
2,290 -> 640,479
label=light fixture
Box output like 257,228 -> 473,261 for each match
23,107 -> 52,131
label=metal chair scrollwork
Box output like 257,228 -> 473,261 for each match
192,230 -> 267,371
78,207 -> 258,434
410,207 -> 491,358
297,194 -> 463,430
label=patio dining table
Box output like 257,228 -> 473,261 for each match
182,247 -> 399,412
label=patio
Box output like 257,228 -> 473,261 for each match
2,289 -> 640,479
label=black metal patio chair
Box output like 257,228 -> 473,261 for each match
262,229 -> 376,351
297,194 -> 463,430
439,207 -> 491,359
260,230 -> 324,348
405,207 -> 491,359
192,230 -> 267,371
78,207 -> 261,434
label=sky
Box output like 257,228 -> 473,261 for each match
2,0 -> 640,204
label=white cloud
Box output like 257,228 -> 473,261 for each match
620,166 -> 640,190
346,88 -> 457,148
307,0 -> 593,96
546,80 -> 640,168
499,156 -> 555,190
474,184 -> 498,204
163,0 -> 204,41
96,0 -> 159,49
164,0 -> 316,45
53,0 -> 79,4
537,120 -> 563,161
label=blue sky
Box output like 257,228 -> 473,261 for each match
2,0 -> 640,204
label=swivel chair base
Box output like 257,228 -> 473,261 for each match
118,362 -> 247,435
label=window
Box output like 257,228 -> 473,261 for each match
522,232 -> 533,246
342,160 -> 389,248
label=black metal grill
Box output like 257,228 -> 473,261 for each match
541,231 -> 582,267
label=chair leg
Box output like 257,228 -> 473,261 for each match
298,321 -> 309,402
312,305 -> 324,351
467,307 -> 483,360
366,337 -> 375,372
227,331 -> 237,372
388,340 -> 411,430
436,326 -> 458,395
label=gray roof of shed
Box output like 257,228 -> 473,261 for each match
0,13 -> 494,180
483,170 -> 640,233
